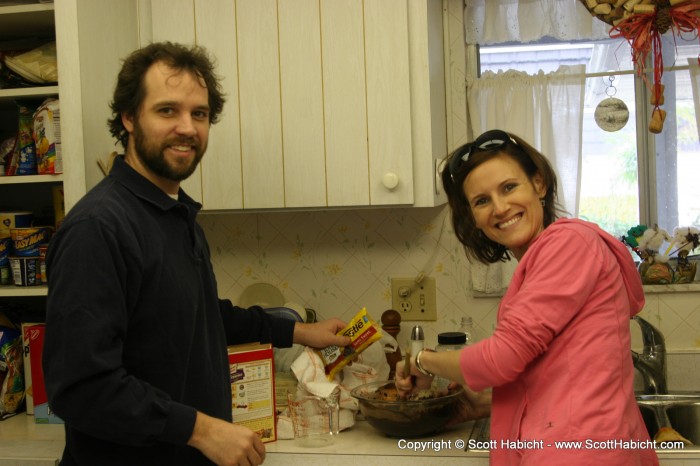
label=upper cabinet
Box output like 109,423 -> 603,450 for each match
141,0 -> 463,210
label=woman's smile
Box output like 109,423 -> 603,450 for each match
497,213 -> 523,229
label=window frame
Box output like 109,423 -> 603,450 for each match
468,41 -> 698,232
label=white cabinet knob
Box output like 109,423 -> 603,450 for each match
382,172 -> 399,190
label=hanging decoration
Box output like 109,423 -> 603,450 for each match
579,0 -> 700,133
594,75 -> 630,131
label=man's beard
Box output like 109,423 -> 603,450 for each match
133,120 -> 205,182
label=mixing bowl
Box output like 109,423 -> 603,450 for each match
350,380 -> 463,438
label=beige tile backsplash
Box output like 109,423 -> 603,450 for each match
198,206 -> 700,354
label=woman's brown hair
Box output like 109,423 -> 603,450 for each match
441,131 -> 564,264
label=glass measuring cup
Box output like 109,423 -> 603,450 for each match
287,389 -> 340,447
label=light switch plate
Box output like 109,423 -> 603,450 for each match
390,277 -> 437,321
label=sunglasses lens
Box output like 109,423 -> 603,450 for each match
449,145 -> 471,179
449,131 -> 512,182
478,138 -> 507,151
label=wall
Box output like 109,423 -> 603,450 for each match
198,207 -> 700,352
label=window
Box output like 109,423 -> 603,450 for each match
478,38 -> 700,238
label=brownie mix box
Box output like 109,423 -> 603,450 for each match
228,342 -> 276,443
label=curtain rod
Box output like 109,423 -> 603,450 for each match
478,65 -> 693,79
583,64 -> 691,79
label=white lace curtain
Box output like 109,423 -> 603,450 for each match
690,59 -> 700,140
466,65 -> 586,294
464,0 -> 610,45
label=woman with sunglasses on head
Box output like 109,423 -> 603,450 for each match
396,130 -> 658,465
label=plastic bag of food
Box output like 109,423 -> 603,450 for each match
0,137 -> 16,175
33,98 -> 61,174
6,103 -> 37,176
0,326 -> 25,416
3,41 -> 57,84
315,308 -> 382,381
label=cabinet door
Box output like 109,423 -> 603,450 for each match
140,0 -> 246,209
142,0 -> 203,204
143,0 -> 414,209
200,0 -> 414,208
319,0 -> 414,206
278,0 -> 326,207
363,0 -> 413,205
194,0 -> 244,210
235,0 -> 285,209
320,0 -> 369,206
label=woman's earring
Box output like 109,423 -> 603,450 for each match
540,198 -> 545,207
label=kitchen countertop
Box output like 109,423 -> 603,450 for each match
0,414 -> 488,466
1,414 -> 699,465
265,419 -> 489,465
0,414 -> 63,466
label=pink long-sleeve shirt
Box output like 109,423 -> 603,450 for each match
461,218 -> 658,465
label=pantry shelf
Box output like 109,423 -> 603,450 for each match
0,2 -> 55,40
0,285 -> 47,297
0,86 -> 59,101
0,174 -> 62,185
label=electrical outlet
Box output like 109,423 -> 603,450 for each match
391,277 -> 437,321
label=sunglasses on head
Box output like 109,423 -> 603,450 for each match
448,129 -> 518,184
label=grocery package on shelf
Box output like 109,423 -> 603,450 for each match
0,137 -> 15,175
0,211 -> 33,233
5,102 -> 38,176
0,212 -> 34,286
10,226 -> 51,257
0,325 -> 24,419
23,323 -> 63,424
33,98 -> 61,174
0,234 -> 10,285
1,98 -> 61,176
20,322 -> 41,415
9,256 -> 41,287
7,226 -> 51,287
3,41 -> 57,85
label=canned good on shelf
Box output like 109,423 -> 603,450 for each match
10,226 -> 52,257
9,256 -> 42,286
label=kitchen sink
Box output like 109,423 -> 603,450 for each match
465,394 -> 700,453
636,393 -> 700,447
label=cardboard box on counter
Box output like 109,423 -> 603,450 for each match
21,322 -> 40,415
228,342 -> 276,443
23,323 -> 63,424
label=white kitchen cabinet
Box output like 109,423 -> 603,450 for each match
138,0 -> 460,209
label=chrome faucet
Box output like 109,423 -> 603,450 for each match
631,316 -> 667,395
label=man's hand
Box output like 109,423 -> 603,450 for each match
188,411 -> 265,466
293,319 -> 351,349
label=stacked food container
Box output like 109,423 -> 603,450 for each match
0,211 -> 51,286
